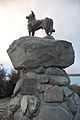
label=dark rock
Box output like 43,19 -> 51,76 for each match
21,78 -> 38,95
7,36 -> 75,70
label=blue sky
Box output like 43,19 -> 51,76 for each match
0,0 -> 80,74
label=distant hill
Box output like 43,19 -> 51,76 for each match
69,74 -> 80,76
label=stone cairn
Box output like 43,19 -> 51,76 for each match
7,36 -> 80,120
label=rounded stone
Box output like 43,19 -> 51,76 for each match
34,104 -> 72,120
7,36 -> 74,70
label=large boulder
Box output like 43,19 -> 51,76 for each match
7,36 -> 74,70
34,105 -> 72,120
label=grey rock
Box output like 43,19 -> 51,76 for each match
61,102 -> 70,112
7,36 -> 74,70
62,86 -> 73,97
73,93 -> 80,106
32,67 -> 45,74
13,78 -> 23,96
34,104 -> 72,120
37,83 -> 53,93
9,94 -> 22,113
44,85 -> 63,103
25,71 -> 37,79
18,110 -> 28,120
45,67 -> 71,85
7,109 -> 14,120
43,35 -> 55,40
26,95 -> 41,117
37,74 -> 49,84
50,75 -> 70,86
21,95 -> 28,115
0,97 -> 10,112
74,106 -> 80,120
14,96 -> 41,120
66,97 -> 77,114
14,108 -> 27,120
45,67 -> 69,76
0,98 -> 12,120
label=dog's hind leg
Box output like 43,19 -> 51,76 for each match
45,30 -> 50,36
49,29 -> 55,35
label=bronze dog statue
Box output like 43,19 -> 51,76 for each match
26,11 -> 55,36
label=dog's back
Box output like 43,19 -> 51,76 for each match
27,20 -> 43,31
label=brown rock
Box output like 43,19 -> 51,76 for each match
44,85 -> 63,102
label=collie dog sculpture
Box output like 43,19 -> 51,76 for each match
26,11 -> 55,36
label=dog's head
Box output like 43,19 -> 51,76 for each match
26,11 -> 36,22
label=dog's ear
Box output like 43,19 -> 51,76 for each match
26,16 -> 29,19
31,11 -> 35,16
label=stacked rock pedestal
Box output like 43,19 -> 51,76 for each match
7,36 -> 80,120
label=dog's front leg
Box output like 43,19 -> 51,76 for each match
29,31 -> 31,36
